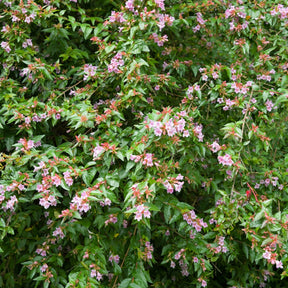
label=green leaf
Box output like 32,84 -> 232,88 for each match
118,279 -> 132,288
113,263 -> 122,275
129,284 -> 142,288
0,219 -> 5,228
169,210 -> 181,224
163,205 -> 171,223
105,45 -> 116,54
242,243 -> 249,259
281,75 -> 288,88
106,177 -> 119,188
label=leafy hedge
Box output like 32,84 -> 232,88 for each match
1,0 -> 288,287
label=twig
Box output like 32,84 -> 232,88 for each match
54,80 -> 84,100
151,219 -> 186,239
112,225 -> 137,288
230,90 -> 253,201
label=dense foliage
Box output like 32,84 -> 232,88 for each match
1,0 -> 288,287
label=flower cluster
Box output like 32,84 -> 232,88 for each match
143,241 -> 153,261
93,145 -> 105,159
225,6 -> 248,31
131,183 -> 153,201
0,185 -> 5,205
223,98 -> 236,111
262,248 -> 283,269
39,194 -> 57,209
125,0 -> 135,12
163,174 -> 184,194
147,113 -> 189,138
52,227 -> 65,239
150,33 -> 168,47
209,141 -> 221,153
271,4 -> 288,20
100,198 -> 112,207
92,143 -> 117,160
231,80 -> 253,95
22,38 -> 33,48
1,41 -> 11,53
83,64 -> 97,81
193,12 -> 207,32
109,11 -> 126,23
218,154 -> 234,166
186,84 -> 200,99
63,171 -> 73,186
254,176 -> 284,191
212,236 -> 228,254
70,191 -> 91,213
174,248 -> 185,260
265,100 -> 275,112
155,0 -> 165,10
183,210 -> 208,233
90,267 -> 103,281
40,263 -> 48,273
36,242 -> 50,257
17,138 -> 37,151
36,175 -> 59,209
13,107 -> 62,130
108,52 -> 125,73
3,195 -> 18,212
130,153 -> 160,167
171,249 -> 191,276
109,254 -> 120,264
134,204 -> 151,221
157,13 -> 175,31
193,123 -> 204,142
105,214 -> 118,225
198,278 -> 207,287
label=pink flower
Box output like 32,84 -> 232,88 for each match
93,145 -> 105,159
52,174 -> 61,187
262,250 -> 271,260
210,141 -> 221,153
40,264 -> 48,273
108,52 -> 124,73
53,227 -> 65,239
125,0 -> 134,11
83,64 -> 97,80
218,154 -> 234,166
1,41 -> 11,53
90,269 -> 97,277
71,192 -> 91,213
265,100 -> 274,112
134,204 -> 151,221
155,0 -> 165,10
109,254 -> 120,264
143,153 -> 154,167
276,260 -> 283,269
105,214 -> 118,225
96,271 -> 103,281
212,72 -> 219,79
5,195 -> 18,211
63,171 -> 73,186
183,130 -> 190,137
18,184 -> 25,191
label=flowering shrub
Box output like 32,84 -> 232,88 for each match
1,0 -> 288,287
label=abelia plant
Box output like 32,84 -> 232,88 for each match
1,0 -> 288,287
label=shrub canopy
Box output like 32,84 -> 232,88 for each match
1,0 -> 288,287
